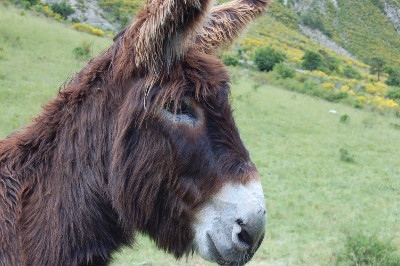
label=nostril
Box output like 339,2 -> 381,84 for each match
235,219 -> 253,247
237,228 -> 253,248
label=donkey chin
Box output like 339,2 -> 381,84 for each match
192,178 -> 266,265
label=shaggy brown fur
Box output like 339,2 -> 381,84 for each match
0,0 -> 269,265
113,0 -> 213,87
196,0 -> 271,54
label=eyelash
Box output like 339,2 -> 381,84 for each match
164,99 -> 196,120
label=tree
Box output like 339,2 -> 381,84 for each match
254,47 -> 286,72
301,50 -> 324,71
369,56 -> 386,81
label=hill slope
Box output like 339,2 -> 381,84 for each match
22,0 -> 400,115
279,0 -> 400,66
35,0 -> 400,67
1,6 -> 400,265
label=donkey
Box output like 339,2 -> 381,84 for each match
0,0 -> 270,265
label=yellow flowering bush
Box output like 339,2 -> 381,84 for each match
43,6 -> 55,17
286,49 -> 303,63
371,96 -> 399,109
383,99 -> 399,109
242,38 -> 263,49
42,5 -> 65,22
365,83 -> 378,94
345,60 -> 353,66
312,70 -> 328,78
323,82 -> 335,90
346,79 -> 359,88
54,13 -> 63,22
358,96 -> 367,103
376,82 -> 388,94
91,28 -> 104,36
330,75 -> 342,82
72,23 -> 105,37
341,85 -> 350,92
373,95 -> 385,106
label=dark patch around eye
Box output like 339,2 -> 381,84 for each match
179,101 -> 196,119
164,100 -> 196,120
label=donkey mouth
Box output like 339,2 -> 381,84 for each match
193,180 -> 266,265
206,233 -> 254,266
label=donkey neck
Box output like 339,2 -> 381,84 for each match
0,49 -> 134,265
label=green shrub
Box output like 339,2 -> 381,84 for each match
222,54 -> 240,67
301,80 -> 318,94
12,0 -> 39,8
32,3 -> 43,12
335,233 -> 400,266
296,74 -> 308,83
21,1 -> 31,9
73,41 -> 92,60
342,65 -> 361,80
274,62 -> 296,79
325,56 -> 341,74
340,114 -> 350,124
386,87 -> 400,100
50,1 -> 75,19
324,91 -> 349,102
301,50 -> 324,71
353,99 -> 364,109
386,68 -> 400,87
339,148 -> 355,163
254,46 -> 286,72
71,18 -> 81,24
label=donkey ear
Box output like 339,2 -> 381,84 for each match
195,0 -> 271,54
121,0 -> 213,75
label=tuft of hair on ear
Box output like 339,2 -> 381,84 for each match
112,0 -> 214,88
195,0 -> 271,55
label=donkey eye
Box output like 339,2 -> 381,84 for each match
178,101 -> 196,119
163,97 -> 199,126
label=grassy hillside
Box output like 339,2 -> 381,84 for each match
0,5 -> 111,136
279,0 -> 400,67
230,12 -> 400,116
8,0 -> 400,115
1,5 -> 400,266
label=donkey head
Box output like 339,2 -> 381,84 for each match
109,0 -> 270,265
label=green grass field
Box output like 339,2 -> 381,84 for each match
1,5 -> 400,266
0,5 -> 111,136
